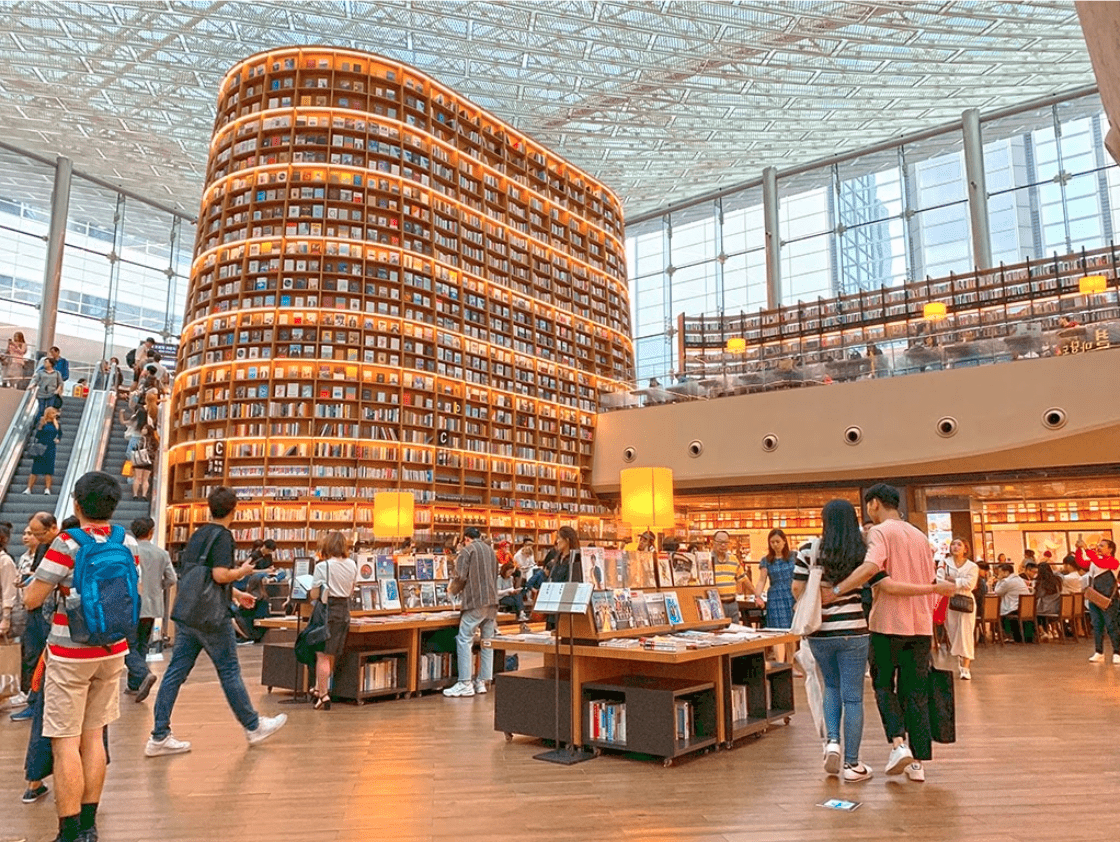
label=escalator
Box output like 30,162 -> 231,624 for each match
99,405 -> 152,529
0,394 -> 90,559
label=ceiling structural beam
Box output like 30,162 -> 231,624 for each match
962,107 -> 991,271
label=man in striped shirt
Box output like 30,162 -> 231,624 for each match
23,471 -> 138,842
711,530 -> 744,623
443,527 -> 499,698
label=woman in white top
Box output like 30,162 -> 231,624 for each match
938,537 -> 979,680
309,531 -> 358,710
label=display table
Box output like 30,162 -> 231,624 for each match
487,630 -> 798,765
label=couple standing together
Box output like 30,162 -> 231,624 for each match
793,484 -> 956,783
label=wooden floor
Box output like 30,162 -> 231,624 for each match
3,638 -> 1120,842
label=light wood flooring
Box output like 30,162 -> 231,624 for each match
2,638 -> 1119,842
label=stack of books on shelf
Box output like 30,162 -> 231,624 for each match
491,630 -> 554,645
674,700 -> 693,741
418,652 -> 453,684
730,684 -> 750,723
588,699 -> 626,744
361,657 -> 399,692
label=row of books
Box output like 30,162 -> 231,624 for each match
418,652 -> 454,684
356,580 -> 458,611
355,552 -> 451,582
360,657 -> 400,692
590,588 -> 712,632
579,548 -> 719,590
587,699 -> 627,744
730,684 -> 751,724
674,700 -> 693,741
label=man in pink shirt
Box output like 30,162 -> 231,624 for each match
831,484 -> 951,783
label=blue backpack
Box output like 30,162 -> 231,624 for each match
66,526 -> 140,647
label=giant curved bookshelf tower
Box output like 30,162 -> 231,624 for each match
167,47 -> 634,560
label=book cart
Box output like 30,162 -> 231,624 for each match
490,585 -> 798,766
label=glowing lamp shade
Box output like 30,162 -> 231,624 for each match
1079,274 -> 1107,295
923,302 -> 947,321
726,337 -> 747,353
373,492 -> 415,539
619,467 -> 675,531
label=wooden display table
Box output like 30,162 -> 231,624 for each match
488,629 -> 798,765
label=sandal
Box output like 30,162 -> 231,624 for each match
313,694 -> 331,711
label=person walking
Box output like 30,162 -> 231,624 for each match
124,518 -> 176,703
829,484 -> 956,783
308,531 -> 358,711
26,358 -> 63,424
21,471 -> 139,842
1077,536 -> 1120,664
146,486 -> 287,756
792,500 -> 874,783
939,537 -> 979,680
443,526 -> 499,698
23,406 -> 62,495
753,528 -> 797,628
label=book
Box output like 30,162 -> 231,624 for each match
581,546 -> 605,589
671,552 -> 697,586
610,588 -> 633,630
402,583 -> 423,608
645,593 -> 668,626
591,591 -> 614,632
633,551 -> 657,588
358,583 -> 379,611
664,591 -> 684,626
434,582 -> 452,606
655,553 -> 673,588
355,553 -> 377,583
416,555 -> 434,580
706,588 -> 724,620
397,557 -> 417,580
603,548 -> 623,588
431,554 -> 449,580
378,578 -> 401,610
695,596 -> 713,621
420,582 -> 436,607
374,554 -> 395,580
695,552 -> 715,586
629,591 -> 651,627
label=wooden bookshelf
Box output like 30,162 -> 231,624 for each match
678,244 -> 1120,378
169,46 -> 634,555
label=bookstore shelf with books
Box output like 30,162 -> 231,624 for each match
169,45 -> 634,556
678,244 -> 1120,382
332,648 -> 409,702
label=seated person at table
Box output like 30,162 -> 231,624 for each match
994,563 -> 1034,642
497,562 -> 527,621
1062,555 -> 1085,593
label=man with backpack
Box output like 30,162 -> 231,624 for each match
21,471 -> 140,842
146,486 -> 287,757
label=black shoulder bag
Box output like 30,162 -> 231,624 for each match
170,526 -> 231,633
295,561 -> 331,665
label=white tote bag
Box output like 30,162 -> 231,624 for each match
789,538 -> 822,637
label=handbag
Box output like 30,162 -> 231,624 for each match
928,666 -> 956,743
294,561 -> 331,665
1084,579 -> 1118,610
121,460 -> 134,478
170,526 -> 230,633
26,442 -> 47,457
790,539 -> 822,636
948,593 -> 975,613
49,394 -> 63,410
130,443 -> 153,468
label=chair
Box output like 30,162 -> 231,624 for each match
1009,593 -> 1038,644
1036,593 -> 1064,642
977,593 -> 1004,645
1073,592 -> 1089,639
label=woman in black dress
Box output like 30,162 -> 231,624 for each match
309,531 -> 358,710
23,407 -> 61,495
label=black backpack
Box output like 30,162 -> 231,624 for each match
125,348 -> 136,368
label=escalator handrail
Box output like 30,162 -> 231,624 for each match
0,390 -> 36,501
151,398 -> 170,548
53,390 -> 113,522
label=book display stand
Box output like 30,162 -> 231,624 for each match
531,582 -> 595,766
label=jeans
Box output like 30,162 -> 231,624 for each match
869,632 -> 932,762
124,625 -> 153,690
151,621 -> 259,740
521,568 -> 545,596
499,593 -> 524,616
20,608 -> 50,693
808,634 -> 871,766
455,607 -> 497,682
1088,599 -> 1120,654
33,396 -> 52,423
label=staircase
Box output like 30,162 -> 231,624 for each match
101,409 -> 152,534
0,395 -> 88,559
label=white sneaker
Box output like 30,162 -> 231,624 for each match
443,680 -> 475,697
6,691 -> 28,708
823,741 -> 841,775
959,668 -> 971,680
885,743 -> 913,775
905,762 -> 925,782
843,762 -> 873,783
246,713 -> 287,745
473,679 -> 488,695
145,734 -> 191,757
1113,654 -> 1120,666
1089,652 -> 1105,663
20,488 -> 30,494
